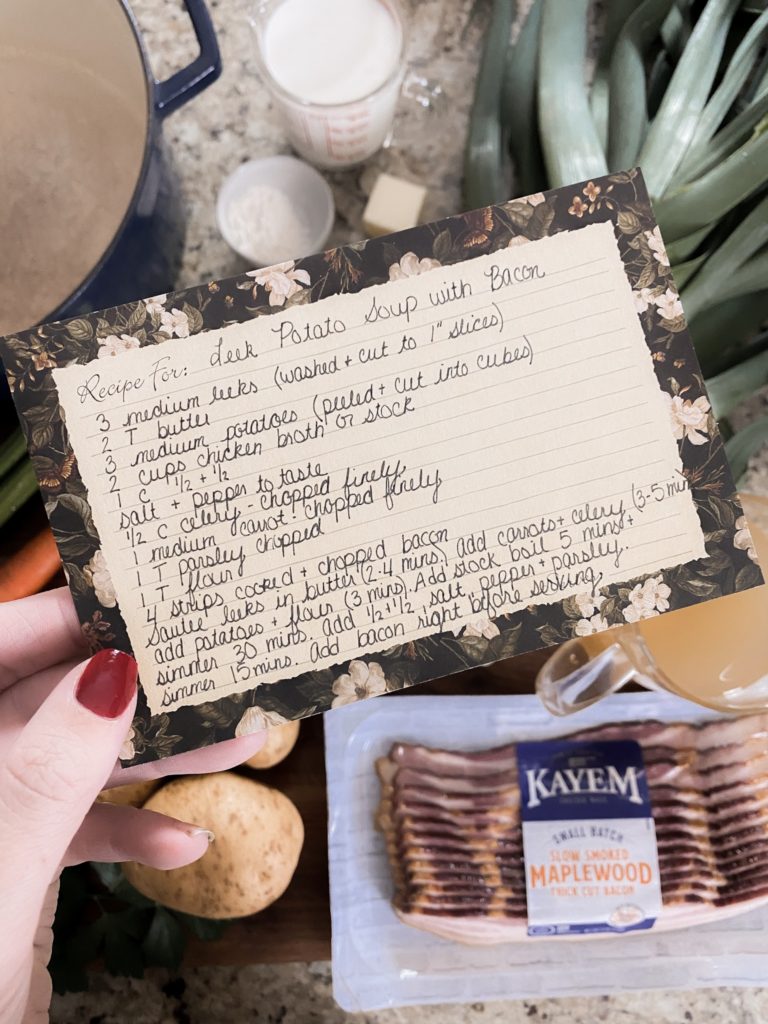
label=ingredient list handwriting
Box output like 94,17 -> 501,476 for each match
54,222 -> 706,714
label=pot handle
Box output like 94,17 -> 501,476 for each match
154,0 -> 221,117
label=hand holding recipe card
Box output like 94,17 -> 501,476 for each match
2,169 -> 760,765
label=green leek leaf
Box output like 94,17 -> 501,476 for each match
655,127 -> 768,240
707,347 -> 768,421
683,8 -> 768,166
639,0 -> 740,198
463,0 -> 515,209
726,419 -> 768,486
503,0 -> 545,196
607,0 -> 675,171
681,194 -> 768,318
538,0 -> 607,188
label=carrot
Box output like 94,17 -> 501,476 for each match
0,527 -> 61,602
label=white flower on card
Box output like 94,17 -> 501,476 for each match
145,293 -> 167,317
247,261 -> 311,307
525,192 -> 546,206
734,516 -> 759,563
463,616 -> 501,640
235,705 -> 289,736
331,660 -> 388,708
665,393 -> 710,446
653,287 -> 683,322
574,593 -> 598,619
507,235 -> 531,248
119,726 -> 135,762
646,226 -> 669,267
633,287 -> 655,314
160,307 -> 190,338
574,614 -> 609,636
97,334 -> 140,359
85,549 -> 117,608
387,252 -> 441,281
622,575 -> 671,623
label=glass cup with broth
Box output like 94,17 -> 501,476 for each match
251,0 -> 406,168
536,493 -> 768,715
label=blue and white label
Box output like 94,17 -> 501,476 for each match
518,740 -> 661,936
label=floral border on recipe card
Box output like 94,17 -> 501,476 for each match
1,169 -> 760,765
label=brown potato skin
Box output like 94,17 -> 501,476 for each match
243,720 -> 300,769
123,773 -> 304,919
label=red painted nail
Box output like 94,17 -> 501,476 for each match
75,649 -> 138,719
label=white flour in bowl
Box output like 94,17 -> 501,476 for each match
224,184 -> 312,266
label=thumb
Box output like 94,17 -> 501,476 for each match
0,649 -> 137,942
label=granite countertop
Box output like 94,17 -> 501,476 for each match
51,0 -> 768,1021
128,0 -> 479,287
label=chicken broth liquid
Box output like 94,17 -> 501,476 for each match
580,494 -> 768,711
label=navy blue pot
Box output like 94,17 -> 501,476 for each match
53,0 -> 221,322
0,0 -> 220,419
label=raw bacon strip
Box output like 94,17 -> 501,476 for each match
391,765 -> 520,794
385,735 -> 768,793
384,790 -> 768,856
570,716 -> 768,751
385,717 -> 768,781
388,742 -> 517,776
390,822 -> 768,869
382,747 -> 768,809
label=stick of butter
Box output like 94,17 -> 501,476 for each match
362,173 -> 427,237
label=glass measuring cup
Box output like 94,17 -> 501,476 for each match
250,0 -> 408,168
536,493 -> 768,716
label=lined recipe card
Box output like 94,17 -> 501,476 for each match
2,170 -> 758,763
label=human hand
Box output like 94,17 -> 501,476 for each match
0,588 -> 266,1023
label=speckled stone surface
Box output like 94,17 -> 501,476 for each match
50,0 -> 768,1020
128,0 -> 481,287
49,961 -> 768,1023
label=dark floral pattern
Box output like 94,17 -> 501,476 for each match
0,169 -> 758,765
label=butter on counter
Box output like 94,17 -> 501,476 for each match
362,173 -> 427,237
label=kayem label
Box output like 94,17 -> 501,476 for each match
518,739 -> 661,936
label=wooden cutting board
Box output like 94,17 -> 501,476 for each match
184,652 -> 551,966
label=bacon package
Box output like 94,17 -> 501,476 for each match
376,714 -> 768,945
326,695 -> 768,1010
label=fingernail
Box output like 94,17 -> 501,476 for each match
187,827 -> 215,844
75,649 -> 138,719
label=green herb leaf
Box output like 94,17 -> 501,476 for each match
104,926 -> 145,978
91,861 -> 123,892
175,911 -> 230,941
142,908 -> 185,968
91,862 -> 154,907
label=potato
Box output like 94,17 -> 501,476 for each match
123,773 -> 304,919
244,719 -> 300,769
97,779 -> 159,807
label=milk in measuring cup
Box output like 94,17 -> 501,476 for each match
259,0 -> 404,167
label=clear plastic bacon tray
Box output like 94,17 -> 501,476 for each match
324,692 -> 768,1011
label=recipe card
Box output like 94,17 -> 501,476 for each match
2,170 -> 760,765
